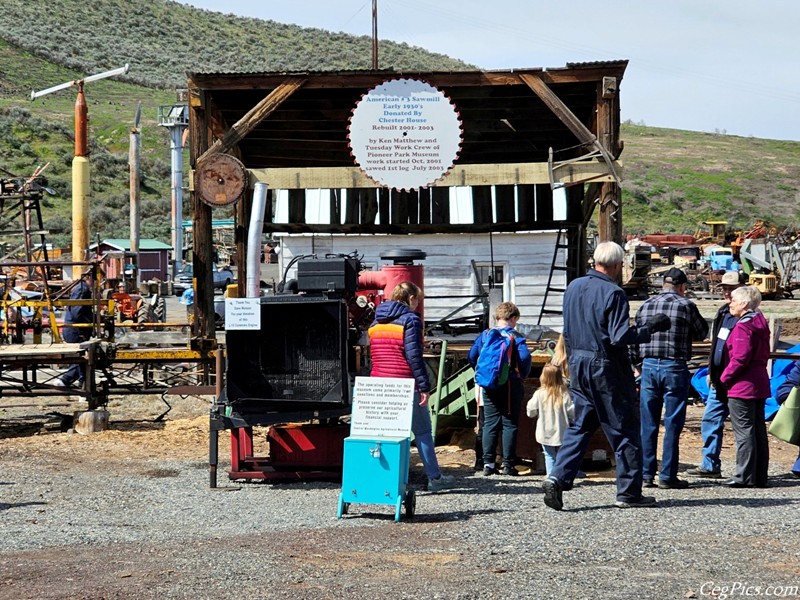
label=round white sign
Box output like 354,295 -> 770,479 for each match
348,78 -> 462,191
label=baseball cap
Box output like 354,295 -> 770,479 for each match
720,271 -> 741,286
663,267 -> 687,285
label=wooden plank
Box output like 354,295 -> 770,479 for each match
242,161 -> 621,190
0,343 -> 85,358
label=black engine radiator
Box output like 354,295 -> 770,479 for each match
223,295 -> 351,417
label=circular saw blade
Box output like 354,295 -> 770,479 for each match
195,153 -> 247,207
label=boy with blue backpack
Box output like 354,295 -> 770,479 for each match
469,302 -> 532,476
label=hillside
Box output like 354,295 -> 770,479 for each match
0,0 -> 471,250
1,0 -> 471,88
620,124 -> 800,235
1,0 -> 799,251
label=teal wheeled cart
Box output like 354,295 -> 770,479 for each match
337,436 -> 416,522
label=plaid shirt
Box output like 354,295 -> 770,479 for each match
631,290 -> 709,364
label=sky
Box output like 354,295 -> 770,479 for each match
175,0 -> 800,142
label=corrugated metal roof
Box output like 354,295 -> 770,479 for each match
92,239 -> 173,251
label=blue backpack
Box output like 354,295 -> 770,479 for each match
475,328 -> 516,390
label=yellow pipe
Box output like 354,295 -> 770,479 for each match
72,155 -> 90,280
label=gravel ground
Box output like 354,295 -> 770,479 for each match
1,401 -> 800,600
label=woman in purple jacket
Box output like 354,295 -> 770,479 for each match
720,286 -> 771,488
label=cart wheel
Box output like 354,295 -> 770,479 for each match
337,494 -> 349,519
404,489 -> 416,520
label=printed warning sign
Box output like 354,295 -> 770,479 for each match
350,377 -> 415,438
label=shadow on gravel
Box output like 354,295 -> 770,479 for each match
340,506 -> 502,523
656,497 -> 800,508
0,500 -> 47,511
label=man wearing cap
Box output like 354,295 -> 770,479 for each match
542,242 -> 672,511
632,267 -> 709,489
686,270 -> 745,478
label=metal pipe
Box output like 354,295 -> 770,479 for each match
246,182 -> 269,297
170,126 -> 184,277
430,339 -> 448,441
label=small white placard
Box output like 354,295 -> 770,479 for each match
350,376 -> 415,438
224,297 -> 261,330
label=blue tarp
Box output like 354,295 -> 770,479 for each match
691,342 -> 800,421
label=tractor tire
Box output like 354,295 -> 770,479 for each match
154,296 -> 167,322
135,302 -> 150,325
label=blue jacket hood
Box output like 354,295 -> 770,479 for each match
374,300 -> 412,323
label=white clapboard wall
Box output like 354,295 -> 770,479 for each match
275,231 -> 565,331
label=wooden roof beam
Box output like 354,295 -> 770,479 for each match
186,65 -> 627,91
519,73 -> 621,185
237,161 -> 621,189
196,76 -> 307,163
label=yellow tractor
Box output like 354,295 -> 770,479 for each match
747,272 -> 780,299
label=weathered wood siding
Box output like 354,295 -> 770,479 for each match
276,232 -> 565,331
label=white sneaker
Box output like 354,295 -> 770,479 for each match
52,378 -> 69,388
428,474 -> 454,492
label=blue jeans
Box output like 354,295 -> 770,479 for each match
640,358 -> 690,481
412,391 -> 441,480
481,379 -> 522,467
542,445 -> 559,476
700,385 -> 730,472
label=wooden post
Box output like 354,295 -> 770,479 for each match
236,186 -> 251,298
495,185 -> 515,222
535,184 -> 554,223
596,79 -> 623,244
431,187 -> 449,224
360,188 -> 379,224
288,189 -> 306,224
472,185 -> 492,224
188,84 -> 215,338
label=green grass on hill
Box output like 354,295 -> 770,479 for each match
620,124 -> 800,235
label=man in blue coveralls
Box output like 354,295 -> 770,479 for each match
542,241 -> 672,510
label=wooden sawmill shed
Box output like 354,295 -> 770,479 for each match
186,62 -> 627,338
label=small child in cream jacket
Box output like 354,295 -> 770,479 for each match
526,363 -> 575,476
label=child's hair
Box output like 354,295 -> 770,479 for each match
538,364 -> 567,409
390,281 -> 422,306
494,301 -> 520,322
550,334 -> 569,380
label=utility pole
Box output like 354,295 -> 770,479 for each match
129,101 -> 141,290
372,0 -> 378,69
31,64 -> 130,279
